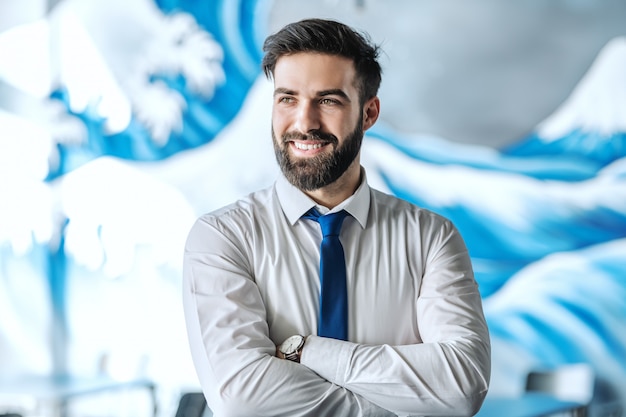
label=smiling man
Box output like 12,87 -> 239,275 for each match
271,51 -> 373,205
183,18 -> 490,417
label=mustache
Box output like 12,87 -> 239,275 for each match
282,130 -> 338,144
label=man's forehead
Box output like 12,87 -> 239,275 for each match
273,53 -> 358,93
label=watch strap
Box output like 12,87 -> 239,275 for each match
284,351 -> 300,362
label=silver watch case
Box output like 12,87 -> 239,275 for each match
279,335 -> 305,361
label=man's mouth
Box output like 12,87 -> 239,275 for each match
293,142 -> 324,150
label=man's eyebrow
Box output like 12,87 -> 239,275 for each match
274,87 -> 295,96
319,89 -> 351,102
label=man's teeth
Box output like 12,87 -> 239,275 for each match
294,142 -> 323,150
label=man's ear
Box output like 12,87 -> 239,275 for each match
362,96 -> 380,131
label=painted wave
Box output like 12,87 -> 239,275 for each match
46,0 -> 268,179
484,238 -> 626,396
362,137 -> 626,297
504,37 -> 626,166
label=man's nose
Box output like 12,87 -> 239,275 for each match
293,102 -> 321,133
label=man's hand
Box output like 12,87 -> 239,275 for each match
275,345 -> 285,359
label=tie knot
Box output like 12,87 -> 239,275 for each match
304,209 -> 348,237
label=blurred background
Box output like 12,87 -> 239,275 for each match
0,0 -> 625,416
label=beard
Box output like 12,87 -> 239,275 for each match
273,120 -> 364,191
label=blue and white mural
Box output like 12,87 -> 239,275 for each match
0,0 -> 625,415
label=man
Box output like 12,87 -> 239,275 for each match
183,18 -> 490,417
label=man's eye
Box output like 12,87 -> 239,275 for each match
321,98 -> 339,105
278,96 -> 294,103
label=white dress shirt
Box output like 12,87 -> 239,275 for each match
183,169 -> 490,417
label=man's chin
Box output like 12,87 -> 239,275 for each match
283,168 -> 327,191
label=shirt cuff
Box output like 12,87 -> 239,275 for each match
301,335 -> 358,386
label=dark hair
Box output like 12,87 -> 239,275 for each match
262,18 -> 382,104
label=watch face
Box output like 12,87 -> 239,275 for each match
280,335 -> 304,354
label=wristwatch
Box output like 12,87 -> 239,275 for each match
278,335 -> 306,362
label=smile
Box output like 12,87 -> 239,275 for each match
294,142 -> 324,150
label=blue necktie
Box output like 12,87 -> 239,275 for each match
303,208 -> 349,340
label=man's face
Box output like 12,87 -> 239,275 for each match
271,52 -> 365,191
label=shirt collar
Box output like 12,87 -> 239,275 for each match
276,168 -> 370,229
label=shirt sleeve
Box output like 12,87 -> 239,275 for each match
182,216 -> 395,417
301,219 -> 491,417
